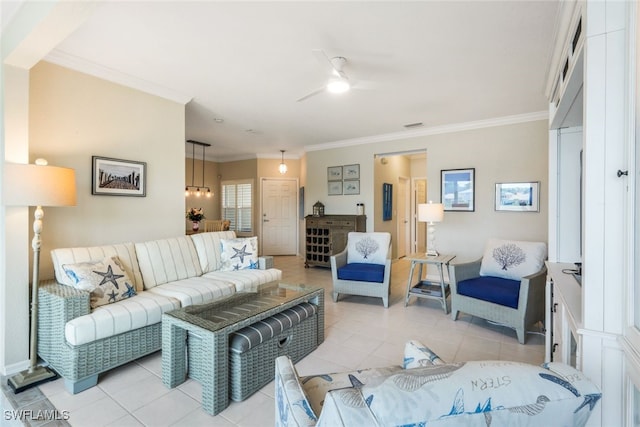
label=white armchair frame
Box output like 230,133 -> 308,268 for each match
330,237 -> 392,308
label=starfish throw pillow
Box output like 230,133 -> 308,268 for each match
62,256 -> 137,309
220,237 -> 259,271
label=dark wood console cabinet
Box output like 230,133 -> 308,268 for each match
304,215 -> 366,268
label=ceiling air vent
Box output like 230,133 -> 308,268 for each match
404,122 -> 424,129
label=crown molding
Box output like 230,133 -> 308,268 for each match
305,111 -> 548,152
44,49 -> 192,105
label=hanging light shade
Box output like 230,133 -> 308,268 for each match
279,150 -> 287,174
185,140 -> 213,197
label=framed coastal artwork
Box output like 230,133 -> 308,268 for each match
495,181 -> 540,212
92,156 -> 146,197
441,168 -> 474,212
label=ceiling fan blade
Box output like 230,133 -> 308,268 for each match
312,49 -> 335,74
296,86 -> 325,102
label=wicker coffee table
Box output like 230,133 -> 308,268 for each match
161,282 -> 324,415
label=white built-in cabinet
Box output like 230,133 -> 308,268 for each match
547,1 -> 636,426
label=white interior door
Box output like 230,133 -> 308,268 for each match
397,177 -> 410,258
261,178 -> 298,255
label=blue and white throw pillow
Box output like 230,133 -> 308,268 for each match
220,237 -> 259,271
62,256 -> 137,309
346,232 -> 391,265
479,238 -> 547,281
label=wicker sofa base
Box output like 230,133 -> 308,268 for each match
38,282 -> 163,393
228,311 -> 319,401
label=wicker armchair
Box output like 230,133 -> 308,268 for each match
330,232 -> 392,308
449,258 -> 546,344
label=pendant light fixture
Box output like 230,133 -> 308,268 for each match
279,150 -> 287,174
185,140 -> 212,197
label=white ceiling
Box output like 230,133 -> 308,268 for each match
40,1 -> 559,161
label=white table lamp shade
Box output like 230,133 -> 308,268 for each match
4,163 -> 77,207
418,202 -> 444,223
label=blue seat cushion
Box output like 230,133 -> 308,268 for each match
457,276 -> 521,309
337,263 -> 385,283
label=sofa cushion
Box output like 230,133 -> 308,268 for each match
302,365 -> 404,417
62,256 -> 137,309
135,236 -> 203,289
220,237 -> 259,271
190,230 -> 237,273
145,276 -> 236,307
403,340 -> 445,369
479,238 -> 547,281
230,302 -> 317,353
51,243 -> 144,292
457,276 -> 521,309
275,356 -> 318,425
65,291 -> 180,346
360,361 -> 601,427
346,232 -> 390,265
202,268 -> 282,293
337,263 -> 385,283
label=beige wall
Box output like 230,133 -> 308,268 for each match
306,120 -> 549,262
29,61 -> 186,279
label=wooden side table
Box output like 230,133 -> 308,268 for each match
404,253 -> 456,313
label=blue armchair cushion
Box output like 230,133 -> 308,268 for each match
457,276 -> 520,309
337,263 -> 385,283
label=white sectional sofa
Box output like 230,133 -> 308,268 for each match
38,231 -> 281,394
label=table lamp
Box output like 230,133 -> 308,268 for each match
4,159 -> 76,393
418,201 -> 444,256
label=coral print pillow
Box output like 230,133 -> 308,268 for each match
346,232 -> 391,265
220,237 -> 259,271
62,256 -> 137,309
479,238 -> 547,281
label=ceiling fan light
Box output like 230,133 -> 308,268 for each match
327,78 -> 350,94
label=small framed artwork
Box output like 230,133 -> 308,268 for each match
327,166 -> 343,181
383,183 -> 393,221
441,168 -> 474,212
343,164 -> 360,180
343,180 -> 360,195
92,156 -> 146,197
495,181 -> 540,212
328,181 -> 343,195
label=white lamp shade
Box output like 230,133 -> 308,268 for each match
4,163 -> 77,207
418,202 -> 444,223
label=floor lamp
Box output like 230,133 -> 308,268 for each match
418,201 -> 444,256
4,159 -> 76,393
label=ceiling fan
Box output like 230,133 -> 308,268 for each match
297,50 -> 353,102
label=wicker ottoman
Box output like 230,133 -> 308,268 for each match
228,302 -> 319,401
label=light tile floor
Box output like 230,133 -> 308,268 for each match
2,256 -> 545,427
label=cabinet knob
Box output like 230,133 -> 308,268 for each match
552,343 -> 559,353
553,303 -> 558,313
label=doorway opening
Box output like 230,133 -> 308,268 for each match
373,149 -> 427,259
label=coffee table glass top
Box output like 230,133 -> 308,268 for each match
165,282 -> 321,332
